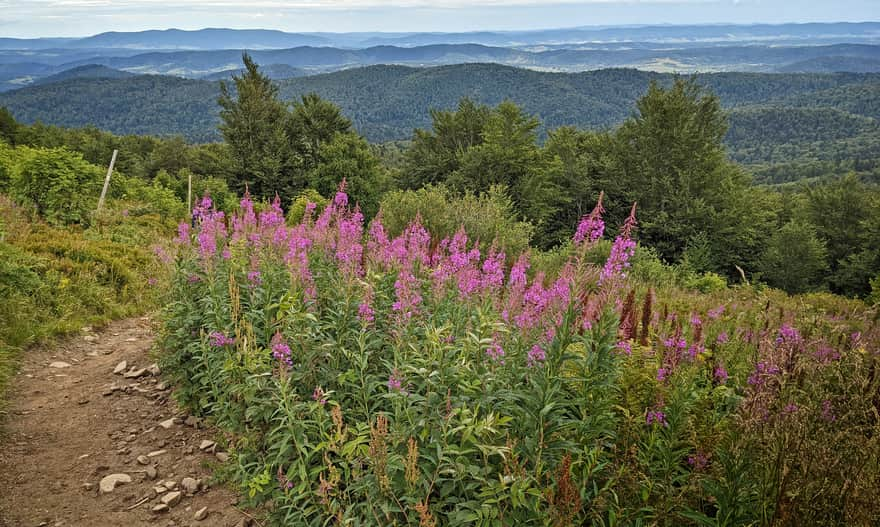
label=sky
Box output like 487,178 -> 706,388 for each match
1,0 -> 878,38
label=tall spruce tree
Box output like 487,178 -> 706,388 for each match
218,53 -> 292,200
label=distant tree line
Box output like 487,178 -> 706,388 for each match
1,55 -> 877,298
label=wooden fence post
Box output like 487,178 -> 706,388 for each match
187,171 -> 192,218
96,149 -> 118,213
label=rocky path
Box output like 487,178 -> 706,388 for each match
0,317 -> 257,527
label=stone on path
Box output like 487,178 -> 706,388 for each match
151,503 -> 169,514
194,506 -> 208,521
159,418 -> 178,429
145,466 -> 158,479
181,477 -> 200,495
147,363 -> 161,376
161,490 -> 182,506
136,455 -> 150,465
113,361 -> 127,374
123,367 -> 147,379
148,449 -> 167,457
49,362 -> 71,369
215,452 -> 229,462
99,473 -> 132,494
199,440 -> 215,452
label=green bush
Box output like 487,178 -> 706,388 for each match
11,146 -> 103,225
684,271 -> 728,293
379,184 -> 534,257
287,188 -> 329,225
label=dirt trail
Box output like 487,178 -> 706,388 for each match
0,317 -> 255,527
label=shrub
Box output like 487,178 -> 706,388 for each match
12,146 -> 103,225
760,220 -> 829,294
287,188 -> 328,225
379,184 -> 534,257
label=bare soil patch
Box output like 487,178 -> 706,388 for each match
0,317 -> 256,527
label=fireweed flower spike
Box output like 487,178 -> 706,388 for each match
527,344 -> 546,367
271,333 -> 292,367
573,192 -> 605,245
600,203 -> 637,285
209,331 -> 234,347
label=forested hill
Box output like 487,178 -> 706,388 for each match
1,63 -> 878,165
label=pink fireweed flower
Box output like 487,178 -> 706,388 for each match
599,203 -> 638,285
312,386 -> 327,405
646,409 -> 668,427
271,332 -> 292,367
480,247 -> 506,292
821,399 -> 836,422
335,207 -> 365,278
573,192 -> 605,245
783,403 -> 799,415
776,324 -> 803,346
357,286 -> 375,324
714,364 -> 729,383
707,305 -> 725,319
687,343 -> 705,360
221,247 -> 232,260
688,451 -> 710,471
747,361 -> 781,387
277,467 -> 294,491
657,367 -> 669,382
357,301 -> 375,323
527,344 -> 546,367
367,215 -> 393,268
387,371 -> 407,394
616,340 -> 633,355
486,339 -> 505,363
402,217 -> 431,268
209,331 -> 234,347
247,270 -> 262,285
153,245 -> 173,264
392,268 -> 422,321
147,277 -> 158,286
814,344 -> 841,363
259,195 -> 285,230
716,331 -> 729,344
176,222 -> 191,244
508,252 -> 530,291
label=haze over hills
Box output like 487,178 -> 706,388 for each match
0,23 -> 879,92
4,23 -> 880,50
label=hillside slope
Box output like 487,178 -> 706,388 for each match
1,64 -> 877,161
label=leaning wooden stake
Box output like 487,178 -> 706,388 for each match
187,170 -> 192,217
96,149 -> 118,213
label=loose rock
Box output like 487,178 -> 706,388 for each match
215,452 -> 229,462
181,477 -> 200,495
161,490 -> 182,506
147,363 -> 161,375
194,507 -> 208,521
137,455 -> 150,465
49,362 -> 71,369
113,361 -> 127,374
145,466 -> 158,479
123,367 -> 147,379
198,440 -> 215,452
159,418 -> 177,429
99,473 -> 132,494
151,503 -> 169,514
148,449 -> 167,457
